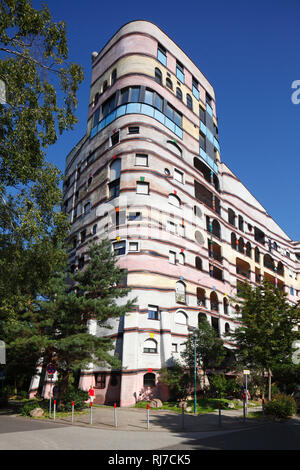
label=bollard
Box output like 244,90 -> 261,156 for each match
146,404 -> 150,430
181,404 -> 185,430
243,396 -> 246,423
53,400 -> 56,421
90,401 -> 93,425
72,401 -> 74,424
114,403 -> 118,427
262,398 -> 265,420
218,403 -> 222,427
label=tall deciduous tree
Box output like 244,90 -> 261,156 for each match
227,280 -> 300,400
0,0 -> 84,331
4,240 -> 136,406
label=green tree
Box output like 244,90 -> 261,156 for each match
158,359 -> 190,401
227,280 -> 300,400
0,0 -> 84,353
4,240 -> 136,407
181,317 -> 226,389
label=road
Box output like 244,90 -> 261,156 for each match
1,414 -> 300,451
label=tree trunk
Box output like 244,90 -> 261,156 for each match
268,368 -> 272,401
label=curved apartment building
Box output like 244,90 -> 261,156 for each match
61,20 -> 300,407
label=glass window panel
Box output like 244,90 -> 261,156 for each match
120,88 -> 129,105
131,86 -> 140,102
144,89 -> 154,106
154,93 -> 163,111
157,49 -> 167,66
140,103 -> 154,117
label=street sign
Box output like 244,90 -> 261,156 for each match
243,370 -> 250,375
47,364 -> 56,375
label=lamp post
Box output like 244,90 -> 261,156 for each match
188,326 -> 198,415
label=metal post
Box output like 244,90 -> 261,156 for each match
49,376 -> 53,418
181,404 -> 185,430
90,401 -> 93,425
262,398 -> 264,420
72,401 -> 74,424
245,373 -> 248,417
53,400 -> 56,421
218,403 -> 222,427
146,404 -> 149,429
114,403 -> 118,427
243,394 -> 246,423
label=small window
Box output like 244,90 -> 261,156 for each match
157,43 -> 167,66
129,212 -> 141,221
167,220 -> 177,233
192,77 -> 199,100
143,338 -> 157,353
92,224 -> 97,235
128,126 -> 139,134
148,305 -> 159,320
178,252 -> 185,265
111,131 -> 119,147
187,94 -> 193,110
102,81 -> 108,92
136,182 -> 149,195
80,229 -> 86,243
166,78 -> 173,90
199,106 -> 206,124
199,132 -> 206,151
176,87 -> 182,100
176,60 -> 184,83
135,154 -> 148,166
174,168 -> 184,183
112,240 -> 126,256
144,372 -> 156,387
95,373 -> 106,389
111,69 -> 117,85
169,250 -> 176,264
168,194 -> 181,207
172,343 -> 178,353
155,68 -> 162,84
130,86 -> 140,102
129,241 -> 139,252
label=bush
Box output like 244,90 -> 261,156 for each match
265,394 -> 297,419
208,373 -> 228,398
21,401 -> 46,416
59,387 -> 89,412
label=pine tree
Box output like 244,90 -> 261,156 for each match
5,239 -> 136,406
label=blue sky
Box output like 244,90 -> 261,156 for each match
36,0 -> 300,241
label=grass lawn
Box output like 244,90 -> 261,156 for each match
134,398 -> 249,414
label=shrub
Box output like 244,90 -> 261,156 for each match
208,373 -> 228,398
158,360 -> 190,401
21,401 -> 46,416
59,387 -> 89,412
265,393 -> 297,419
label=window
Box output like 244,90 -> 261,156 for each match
165,103 -> 182,127
155,68 -> 162,84
228,209 -> 236,227
172,343 -> 178,353
199,132 -> 206,151
174,168 -> 184,183
166,77 -> 173,90
167,220 -> 177,233
144,372 -> 156,387
199,106 -> 206,124
80,229 -> 86,243
109,159 -> 121,199
102,92 -> 116,117
175,310 -> 188,324
136,181 -> 149,195
154,93 -> 163,111
148,305 -> 159,320
84,202 -> 91,215
238,215 -> 244,232
169,250 -> 176,264
111,69 -> 117,85
111,131 -> 119,147
128,126 -> 139,134
144,88 -> 154,105
129,241 -> 139,252
129,212 -> 141,221
195,256 -> 203,271
175,282 -> 186,304
157,43 -> 167,66
192,77 -> 199,100
186,94 -> 193,111
135,154 -> 148,166
120,87 -> 129,105
92,224 -> 97,235
176,87 -> 182,100
168,193 -> 181,207
113,240 -> 126,256
176,60 -> 184,83
95,373 -> 106,389
178,252 -> 185,265
102,80 -> 108,92
130,86 -> 140,102
143,338 -> 157,353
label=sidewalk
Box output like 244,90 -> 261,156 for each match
46,404 -> 264,433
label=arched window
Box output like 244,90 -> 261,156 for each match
228,209 -> 236,226
168,193 -> 181,207
198,312 -> 207,325
225,322 -> 230,333
231,232 -> 237,250
166,140 -> 182,157
210,291 -> 219,312
166,77 -> 173,90
212,219 -> 221,239
155,68 -> 162,84
223,297 -> 229,315
109,159 -> 121,199
195,256 -> 203,271
143,338 -> 157,353
264,254 -> 275,271
255,246 -> 260,263
175,310 -> 188,325
238,215 -> 244,231
102,80 -> 108,92
238,237 -> 244,254
176,87 -> 182,100
186,94 -> 193,110
143,373 -> 156,387
111,69 -> 117,85
175,281 -> 186,303
277,261 -> 284,277
245,242 -> 251,258
197,288 -> 206,307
